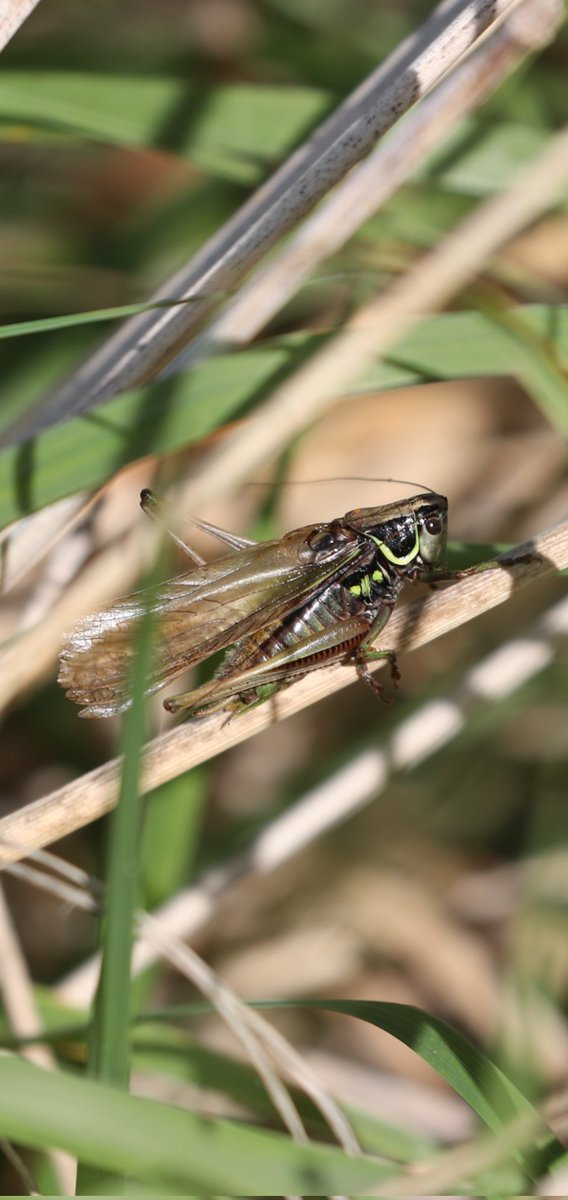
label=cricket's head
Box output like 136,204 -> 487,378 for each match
345,492 -> 448,571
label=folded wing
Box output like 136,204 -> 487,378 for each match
59,531 -> 363,716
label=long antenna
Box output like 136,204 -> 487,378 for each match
249,475 -> 436,494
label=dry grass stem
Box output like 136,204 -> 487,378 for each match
0,494 -> 91,596
6,857 -> 98,914
182,0 -> 558,363
180,110 -> 568,514
141,912 -> 310,1146
0,0 -> 42,52
138,911 -> 359,1155
0,882 -> 58,1072
58,592 -> 568,1007
7,0 -> 535,437
0,518 -> 566,871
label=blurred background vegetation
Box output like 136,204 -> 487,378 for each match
0,0 -> 567,1193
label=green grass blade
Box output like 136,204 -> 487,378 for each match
77,599 -> 155,1194
0,72 -> 554,197
373,302 -> 568,388
300,999 -> 567,1180
0,73 -> 331,184
480,305 -> 568,436
426,119 -> 551,196
140,770 -> 207,911
0,301 -> 195,341
446,541 -> 512,569
0,1055 -> 397,1193
132,995 -> 567,1181
0,346 -> 293,524
0,303 -> 566,529
131,1024 -> 436,1163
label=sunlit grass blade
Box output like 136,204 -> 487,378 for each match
480,305 -> 568,436
0,1054 -> 400,1193
0,73 -> 330,185
77,595 -> 155,1194
0,298 -> 207,341
299,999 -> 567,1180
1,303 -> 566,527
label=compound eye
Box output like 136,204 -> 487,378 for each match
424,514 -> 443,535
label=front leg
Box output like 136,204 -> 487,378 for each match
421,548 -> 540,586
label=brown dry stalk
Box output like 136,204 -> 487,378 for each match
0,518 -> 566,867
179,117 -> 568,516
9,0 -> 531,437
